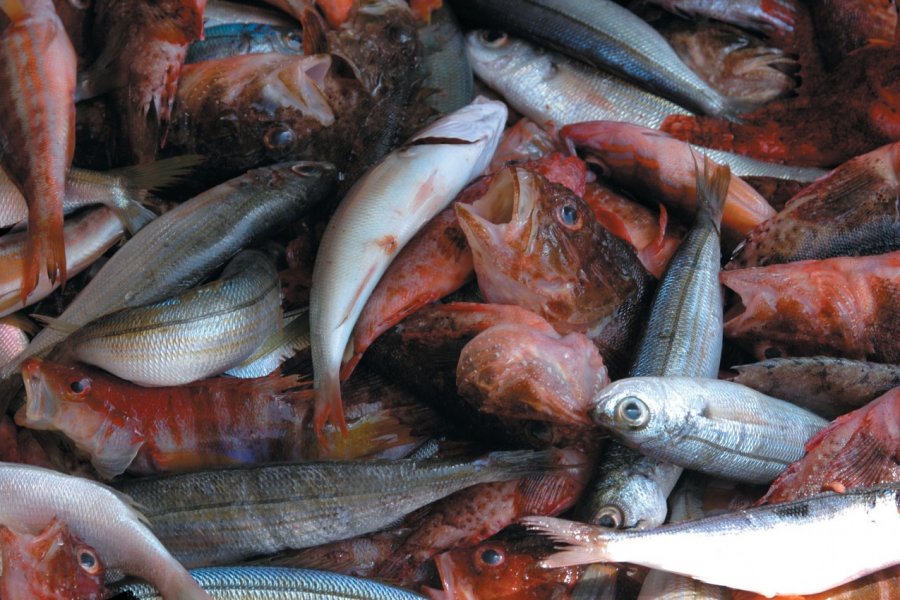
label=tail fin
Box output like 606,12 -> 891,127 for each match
693,156 -> 730,232
21,207 -> 66,303
521,516 -> 611,569
314,375 -> 349,447
479,449 -> 562,483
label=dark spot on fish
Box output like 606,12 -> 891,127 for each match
406,137 -> 476,147
772,502 -> 810,519
480,30 -> 508,47
764,347 -> 782,359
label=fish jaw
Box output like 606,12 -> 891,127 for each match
432,550 -> 478,600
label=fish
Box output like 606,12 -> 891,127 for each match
114,449 -> 562,567
203,0 -> 295,28
0,0 -> 77,301
60,249 -> 281,387
646,0 -> 799,36
449,0 -> 752,118
108,566 -> 427,599
0,315 -> 30,402
0,462 -> 212,599
310,97 -> 506,438
455,166 -> 653,373
79,0 -> 206,163
225,308 -> 309,378
732,566 -> 900,600
560,121 -> 775,236
0,518 -> 105,600
722,250 -> 900,363
759,386 -> 900,505
261,0 -> 354,29
465,30 -> 692,130
732,356 -> 900,420
809,0 -> 897,68
2,161 -> 336,378
524,484 -> 900,597
591,376 -> 828,484
419,5 -> 475,117
727,141 -> 900,270
0,208 -> 133,319
184,23 -> 303,64
488,118 -> 559,172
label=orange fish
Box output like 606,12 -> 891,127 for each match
0,0 -> 76,302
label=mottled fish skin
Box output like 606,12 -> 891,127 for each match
109,566 -> 426,600
465,30 -> 691,130
592,377 -> 828,484
185,23 -> 303,64
727,141 -> 900,270
524,484 -> 900,597
647,0 -> 798,36
732,356 -> 900,420
810,0 -> 897,68
420,5 -> 475,117
2,161 -> 335,378
449,0 -> 750,118
114,450 -> 560,567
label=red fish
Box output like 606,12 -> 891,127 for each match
759,386 -> 900,505
0,0 -> 76,302
809,0 -> 897,68
722,251 -> 900,362
733,566 -> 900,600
0,519 -> 105,600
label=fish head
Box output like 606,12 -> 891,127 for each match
0,519 -> 105,600
465,30 -> 538,81
456,167 -> 622,330
589,377 -> 674,448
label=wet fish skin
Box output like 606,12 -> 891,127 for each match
732,356 -> 900,420
449,0 -> 747,118
203,0 -> 295,28
525,484 -> 900,597
109,566 -> 426,599
185,23 -> 303,64
647,0 -> 798,36
466,30 -> 691,130
0,462 -> 211,599
420,5 -> 474,117
3,161 -> 336,378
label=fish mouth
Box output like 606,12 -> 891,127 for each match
455,167 -> 539,257
17,358 -> 56,429
430,551 -> 476,600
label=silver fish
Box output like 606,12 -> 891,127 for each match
203,0 -> 297,28
525,484 -> 900,597
225,308 -> 309,378
185,24 -> 303,64
466,30 -> 691,130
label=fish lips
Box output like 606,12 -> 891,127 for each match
17,358 -> 58,429
430,550 -> 477,600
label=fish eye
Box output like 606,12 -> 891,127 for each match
263,124 -> 296,151
556,203 -> 582,230
284,30 -> 303,50
69,378 -> 91,395
596,506 -> 624,529
480,30 -> 508,48
615,396 -> 650,429
477,546 -> 505,567
78,548 -> 101,575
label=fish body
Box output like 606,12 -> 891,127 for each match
591,377 -> 828,484
466,30 -> 691,130
203,0 -> 294,28
0,518 -> 105,600
420,5 -> 474,117
115,449 -> 560,567
0,0 -> 77,300
310,98 -> 506,436
810,0 -> 897,67
525,484 -> 900,597
185,23 -> 303,63
4,161 -> 335,377
0,462 -> 211,599
722,251 -> 900,362
647,0 -> 798,36
728,141 -> 900,269
449,0 -> 748,118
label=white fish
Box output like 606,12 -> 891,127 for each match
309,96 -> 507,438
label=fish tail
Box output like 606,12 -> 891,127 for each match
482,449 -> 561,481
0,0 -> 28,21
521,516 -> 611,568
693,156 -> 730,231
314,376 -> 349,446
21,201 -> 66,302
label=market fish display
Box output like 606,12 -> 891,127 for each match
0,0 -> 76,300
115,449 -> 559,567
310,97 -> 506,436
0,518 -> 105,600
0,462 -> 211,599
524,484 -> 900,597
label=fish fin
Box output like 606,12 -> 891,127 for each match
0,0 -> 28,21
818,418 -> 899,489
693,156 -> 730,231
109,154 -> 205,193
645,204 -> 669,256
482,449 -> 562,480
314,375 -> 349,446
29,314 -> 81,335
226,311 -> 310,378
91,436 -> 145,480
521,516 -> 611,568
571,564 -> 619,600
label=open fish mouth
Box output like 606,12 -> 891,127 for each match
430,551 -> 475,600
17,358 -> 56,428
455,167 -> 540,256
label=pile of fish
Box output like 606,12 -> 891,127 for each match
0,0 -> 898,598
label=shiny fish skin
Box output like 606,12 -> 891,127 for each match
203,0 -> 295,28
450,0 -> 749,118
420,5 -> 474,117
2,161 -> 336,378
115,450 -> 558,567
647,0 -> 798,35
693,146 -> 826,183
225,309 -> 309,378
525,484 -> 900,597
185,23 -> 303,64
0,462 -> 211,600
109,566 -> 427,599
466,30 -> 691,130
592,377 -> 828,484
65,250 -> 281,387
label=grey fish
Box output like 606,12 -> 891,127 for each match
109,566 -> 426,599
63,250 -> 281,387
203,0 -> 296,28
1,161 -> 336,378
465,30 -> 691,130
694,146 -> 826,183
449,0 -> 752,118
592,377 -> 828,484
115,450 -> 560,567
647,0 -> 799,36
732,356 -> 900,420
186,23 -> 304,64
420,5 -> 474,117
525,484 -> 900,597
